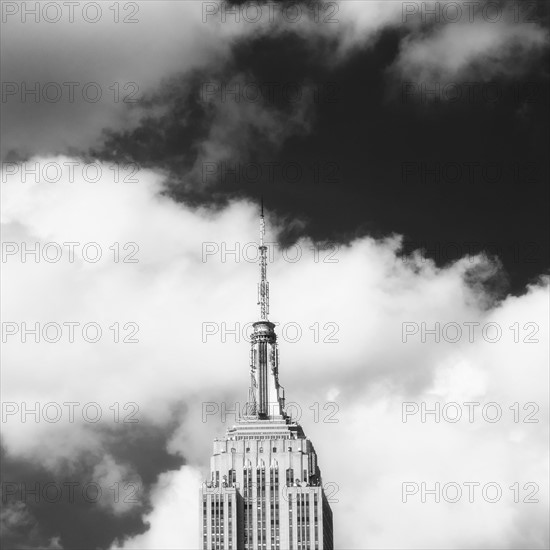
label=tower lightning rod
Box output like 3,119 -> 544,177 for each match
258,198 -> 269,320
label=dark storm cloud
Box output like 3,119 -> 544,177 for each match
92,63 -> 315,198
90,20 -> 550,294
1,422 -> 184,550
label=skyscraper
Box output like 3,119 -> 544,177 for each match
200,205 -> 334,550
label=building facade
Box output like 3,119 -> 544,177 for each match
200,208 -> 333,550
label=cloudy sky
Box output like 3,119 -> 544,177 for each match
1,1 -> 549,548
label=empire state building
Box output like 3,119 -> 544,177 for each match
200,206 -> 334,550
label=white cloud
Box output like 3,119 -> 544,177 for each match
1,158 -> 548,548
114,466 -> 202,550
393,15 -> 549,82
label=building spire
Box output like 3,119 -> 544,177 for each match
257,198 -> 269,320
247,199 -> 285,419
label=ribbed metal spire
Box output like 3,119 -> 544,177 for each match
257,199 -> 269,320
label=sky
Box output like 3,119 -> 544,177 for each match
1,1 -> 549,549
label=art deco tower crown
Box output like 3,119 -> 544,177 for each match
199,204 -> 334,550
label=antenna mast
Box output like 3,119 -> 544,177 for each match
257,199 -> 269,320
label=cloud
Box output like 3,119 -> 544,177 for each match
4,1 -> 547,160
187,72 -> 315,185
2,157 -> 548,548
0,424 -> 182,549
392,12 -> 549,83
253,0 -> 549,81
115,466 -> 203,550
92,455 -> 143,516
0,2 -> 246,157
103,70 -> 316,191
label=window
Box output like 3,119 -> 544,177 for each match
286,468 -> 294,487
289,497 -> 293,550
